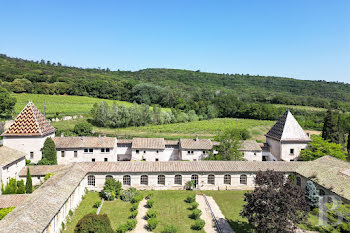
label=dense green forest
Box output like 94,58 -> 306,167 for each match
1,54 -> 350,130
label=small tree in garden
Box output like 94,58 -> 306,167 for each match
16,180 -> 25,194
100,178 -> 122,201
74,213 -> 113,233
241,170 -> 308,233
305,181 -> 319,209
25,168 -> 32,194
39,137 -> 57,165
185,180 -> 195,190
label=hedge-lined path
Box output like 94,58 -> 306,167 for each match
196,195 -> 216,233
205,196 -> 234,233
131,198 -> 150,233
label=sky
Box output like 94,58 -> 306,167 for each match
0,0 -> 349,83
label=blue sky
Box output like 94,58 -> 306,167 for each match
0,0 -> 349,83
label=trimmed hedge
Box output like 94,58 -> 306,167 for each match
146,199 -> 154,208
192,219 -> 205,230
146,209 -> 157,219
190,202 -> 199,210
161,224 -> 178,233
129,210 -> 138,219
190,209 -> 202,220
74,213 -> 113,233
185,194 -> 196,203
147,217 -> 159,231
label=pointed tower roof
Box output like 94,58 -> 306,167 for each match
265,111 -> 311,142
2,102 -> 55,136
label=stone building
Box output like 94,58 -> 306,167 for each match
1,102 -> 56,163
179,138 -> 213,161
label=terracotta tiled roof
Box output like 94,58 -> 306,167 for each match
0,194 -> 30,208
180,138 -> 213,150
265,111 -> 311,142
52,137 -> 116,149
164,140 -> 179,146
132,138 -> 165,149
239,140 -> 262,151
0,146 -> 26,166
2,102 -> 55,137
117,139 -> 133,144
19,165 -> 67,176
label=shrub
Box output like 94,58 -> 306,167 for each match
130,203 -> 139,211
94,200 -> 102,208
147,217 -> 159,231
100,189 -> 116,201
190,202 -> 199,210
126,219 -> 137,230
100,178 -> 122,201
146,193 -> 153,199
146,209 -> 157,219
131,194 -> 144,204
190,209 -> 202,220
185,194 -> 196,203
73,122 -> 93,136
192,219 -> 205,230
16,180 -> 25,194
146,199 -> 154,208
40,137 -> 57,165
115,224 -> 129,233
121,188 -> 139,202
129,210 -> 138,219
161,225 -> 177,233
74,213 -> 113,233
69,209 -> 74,216
44,173 -> 54,181
185,180 -> 195,190
0,207 -> 15,220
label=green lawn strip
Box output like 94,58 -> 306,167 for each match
63,192 -> 99,233
200,190 -> 255,233
151,190 -> 205,233
99,198 -> 133,231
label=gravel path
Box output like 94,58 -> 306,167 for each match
196,195 -> 217,233
131,198 -> 150,233
205,195 -> 235,233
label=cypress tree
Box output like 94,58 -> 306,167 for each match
347,130 -> 350,160
25,168 -> 32,194
322,109 -> 338,143
305,181 -> 319,209
41,137 -> 57,165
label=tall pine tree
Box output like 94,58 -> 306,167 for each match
322,109 -> 339,143
25,168 -> 32,194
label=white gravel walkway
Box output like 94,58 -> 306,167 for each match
196,195 -> 217,233
131,198 -> 150,233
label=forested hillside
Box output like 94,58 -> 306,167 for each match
1,54 -> 350,130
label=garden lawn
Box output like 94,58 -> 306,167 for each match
151,190 -> 205,233
64,192 -> 99,233
99,197 -> 133,230
200,190 -> 254,233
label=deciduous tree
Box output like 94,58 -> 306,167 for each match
39,137 -> 57,165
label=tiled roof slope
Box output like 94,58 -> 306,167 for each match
0,194 -> 30,208
132,138 -> 165,149
180,138 -> 213,150
296,156 -> 350,201
239,140 -> 262,151
18,165 -> 67,176
265,111 -> 311,141
0,164 -> 87,233
0,146 -> 26,166
2,102 -> 55,136
53,137 -> 116,149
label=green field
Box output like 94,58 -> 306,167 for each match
52,117 -> 274,141
273,104 -> 327,112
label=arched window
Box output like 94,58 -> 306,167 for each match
141,175 -> 148,185
123,175 -> 131,185
191,174 -> 199,187
106,175 -> 113,181
240,175 -> 247,185
88,175 -> 95,186
224,174 -> 231,185
207,174 -> 215,185
319,189 -> 325,196
296,177 -> 301,186
174,175 -> 182,185
158,175 -> 165,185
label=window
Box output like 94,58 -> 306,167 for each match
191,174 -> 199,187
290,149 -> 294,154
208,174 -> 215,185
240,175 -> 247,185
92,158 -> 95,162
156,150 -> 159,153
89,148 -> 93,153
104,158 -> 108,162
106,148 -> 110,153
155,158 -> 159,161
123,175 -> 131,185
191,151 -> 194,154
61,151 -> 65,157
136,150 -> 139,154
84,149 -> 88,153
88,175 -> 95,186
101,148 -> 105,152
203,151 -> 206,154
158,175 -> 165,185
174,175 -> 182,185
74,151 -> 77,158
296,177 -> 301,186
106,175 -> 113,180
224,174 -> 231,185
188,151 -> 191,154
319,189 -> 325,196
141,175 -> 148,185
143,151 -> 146,154
30,152 -> 34,159
254,152 -> 257,156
